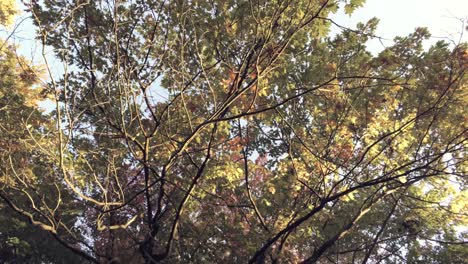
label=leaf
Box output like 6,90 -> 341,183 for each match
0,0 -> 17,27
268,186 -> 276,194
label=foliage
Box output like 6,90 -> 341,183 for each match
0,0 -> 17,27
0,35 -> 87,264
0,0 -> 466,263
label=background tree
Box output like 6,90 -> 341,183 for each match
0,0 -> 465,263
0,2 -> 91,262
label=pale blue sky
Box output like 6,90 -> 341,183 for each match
3,0 -> 468,69
332,0 -> 467,53
1,0 -> 464,112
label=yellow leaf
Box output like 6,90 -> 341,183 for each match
341,190 -> 357,202
268,186 -> 276,194
392,85 -> 402,92
0,0 -> 17,27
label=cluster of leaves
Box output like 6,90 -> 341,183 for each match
0,0 -> 17,27
0,0 -> 466,263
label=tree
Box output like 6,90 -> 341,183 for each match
0,4 -> 92,263
0,0 -> 466,263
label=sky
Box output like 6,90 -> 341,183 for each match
1,0 -> 464,112
332,0 -> 467,54
2,0 -> 468,69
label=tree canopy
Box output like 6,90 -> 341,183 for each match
0,0 -> 466,263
